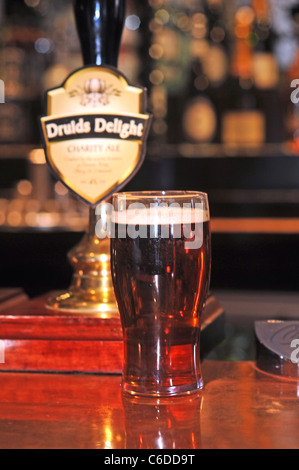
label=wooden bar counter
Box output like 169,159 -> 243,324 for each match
0,361 -> 298,449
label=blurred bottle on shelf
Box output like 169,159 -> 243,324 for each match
148,0 -> 231,145
118,0 -> 141,84
147,0 -> 195,144
251,0 -> 279,90
0,0 -> 48,144
41,0 -> 82,92
251,0 -> 284,143
222,2 -> 266,149
285,5 -> 299,153
182,0 -> 231,145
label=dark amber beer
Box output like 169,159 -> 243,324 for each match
111,192 -> 211,396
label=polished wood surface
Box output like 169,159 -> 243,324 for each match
0,294 -> 224,374
0,361 -> 298,449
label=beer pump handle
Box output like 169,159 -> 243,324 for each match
74,0 -> 126,68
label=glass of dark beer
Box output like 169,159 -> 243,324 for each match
111,191 -> 211,397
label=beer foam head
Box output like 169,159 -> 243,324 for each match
113,204 -> 210,225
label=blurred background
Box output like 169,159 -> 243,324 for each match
1,0 -> 299,359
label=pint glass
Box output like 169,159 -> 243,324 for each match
111,192 -> 211,396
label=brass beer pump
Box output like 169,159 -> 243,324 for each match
46,205 -> 119,316
41,0 -> 151,316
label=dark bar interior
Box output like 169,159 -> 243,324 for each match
0,0 -> 299,449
